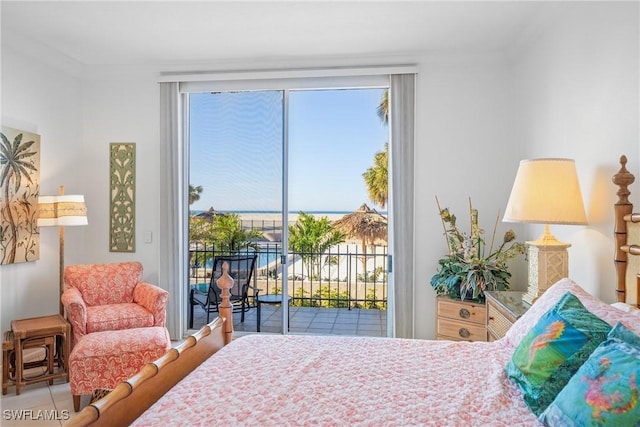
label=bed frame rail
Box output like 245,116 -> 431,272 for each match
65,317 -> 226,427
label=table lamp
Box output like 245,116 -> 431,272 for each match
38,185 -> 88,315
503,158 -> 587,304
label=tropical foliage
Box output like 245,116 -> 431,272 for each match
288,212 -> 346,280
189,184 -> 203,205
363,90 -> 389,209
362,143 -> 388,209
430,199 -> 526,301
188,213 -> 263,268
0,131 -> 39,264
211,213 -> 263,254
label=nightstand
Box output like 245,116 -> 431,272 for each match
485,291 -> 530,341
436,296 -> 487,341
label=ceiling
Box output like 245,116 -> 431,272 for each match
1,1 -> 549,67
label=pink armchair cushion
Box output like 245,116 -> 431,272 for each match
62,262 -> 169,346
86,303 -> 154,334
64,262 -> 143,306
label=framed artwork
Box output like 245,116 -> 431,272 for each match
110,143 -> 136,252
0,126 -> 41,265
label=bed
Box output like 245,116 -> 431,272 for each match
66,155 -> 640,427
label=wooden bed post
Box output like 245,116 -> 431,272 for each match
217,261 -> 234,345
613,155 -> 635,303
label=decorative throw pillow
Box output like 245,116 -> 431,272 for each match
505,278 -> 640,348
539,323 -> 640,426
506,292 -> 612,416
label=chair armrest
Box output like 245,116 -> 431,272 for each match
61,287 -> 87,347
248,285 -> 262,295
133,282 -> 169,327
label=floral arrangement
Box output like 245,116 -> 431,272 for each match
430,198 -> 526,301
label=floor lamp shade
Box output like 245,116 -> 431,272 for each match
503,159 -> 587,304
37,195 -> 88,227
37,190 -> 88,315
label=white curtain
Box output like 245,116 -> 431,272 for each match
388,74 -> 416,338
159,82 -> 187,340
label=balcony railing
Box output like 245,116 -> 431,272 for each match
189,243 -> 388,310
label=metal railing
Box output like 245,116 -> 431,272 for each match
189,243 -> 387,310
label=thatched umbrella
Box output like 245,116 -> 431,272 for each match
333,204 -> 388,257
195,206 -> 226,222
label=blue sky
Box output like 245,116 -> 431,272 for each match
189,88 -> 388,213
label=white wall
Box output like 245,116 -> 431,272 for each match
413,54 -> 523,339
1,47 -> 85,329
79,78 -> 161,283
0,50 -> 162,331
511,1 -> 639,302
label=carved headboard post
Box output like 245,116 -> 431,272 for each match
613,155 -> 635,303
216,262 -> 235,345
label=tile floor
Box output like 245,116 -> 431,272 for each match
191,304 -> 387,336
1,306 -> 386,425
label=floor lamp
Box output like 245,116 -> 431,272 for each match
503,159 -> 587,304
38,186 -> 88,315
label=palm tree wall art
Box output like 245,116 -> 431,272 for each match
0,127 -> 41,265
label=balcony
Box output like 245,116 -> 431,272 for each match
190,305 -> 387,337
189,243 -> 388,337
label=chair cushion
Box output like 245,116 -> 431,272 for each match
86,303 -> 154,334
69,327 -> 170,395
64,262 -> 143,306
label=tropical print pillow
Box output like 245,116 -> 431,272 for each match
506,292 -> 612,415
539,322 -> 640,426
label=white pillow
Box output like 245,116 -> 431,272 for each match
611,301 -> 640,315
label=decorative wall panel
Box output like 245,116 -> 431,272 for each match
110,143 -> 136,252
0,127 -> 41,265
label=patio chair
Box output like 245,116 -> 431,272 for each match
189,254 -> 259,328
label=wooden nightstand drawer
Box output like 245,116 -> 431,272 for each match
437,297 -> 486,325
485,291 -> 530,341
437,317 -> 487,342
487,302 -> 513,341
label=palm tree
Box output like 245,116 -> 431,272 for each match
1,131 -> 37,264
212,213 -> 263,254
288,212 -> 346,280
362,142 -> 388,209
377,90 -> 389,124
189,185 -> 203,205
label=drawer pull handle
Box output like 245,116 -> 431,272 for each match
459,308 -> 471,319
459,328 -> 471,338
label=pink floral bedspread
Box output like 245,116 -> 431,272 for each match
133,334 -> 539,426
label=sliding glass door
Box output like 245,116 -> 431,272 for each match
186,78 -> 390,336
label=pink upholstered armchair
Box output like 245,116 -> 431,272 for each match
61,262 -> 169,346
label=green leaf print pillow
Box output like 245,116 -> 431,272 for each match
506,292 -> 611,416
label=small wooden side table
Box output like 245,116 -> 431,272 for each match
485,291 -> 530,341
10,314 -> 70,395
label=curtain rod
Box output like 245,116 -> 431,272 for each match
157,65 -> 418,83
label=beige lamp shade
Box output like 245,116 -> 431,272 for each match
503,158 -> 587,225
503,158 -> 587,304
38,195 -> 88,227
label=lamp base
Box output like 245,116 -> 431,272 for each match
523,228 -> 571,305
